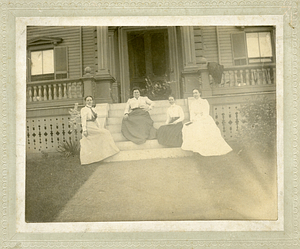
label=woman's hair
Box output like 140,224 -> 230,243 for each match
132,87 -> 141,93
168,95 -> 175,100
84,95 -> 93,101
192,88 -> 202,94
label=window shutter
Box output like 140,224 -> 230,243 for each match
54,46 -> 68,79
231,33 -> 247,66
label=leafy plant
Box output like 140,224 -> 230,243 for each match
69,103 -> 81,131
144,74 -> 172,100
237,95 -> 276,155
57,139 -> 80,157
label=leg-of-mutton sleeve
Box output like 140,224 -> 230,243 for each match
81,107 -> 88,132
124,99 -> 131,115
145,97 -> 155,110
165,108 -> 171,124
177,105 -> 184,122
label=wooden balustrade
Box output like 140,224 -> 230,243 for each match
210,64 -> 276,88
27,79 -> 84,103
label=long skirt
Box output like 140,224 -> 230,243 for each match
157,122 -> 183,147
80,121 -> 120,165
121,108 -> 157,144
181,116 -> 232,156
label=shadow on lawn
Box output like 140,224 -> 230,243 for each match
26,142 -> 277,222
26,155 -> 99,222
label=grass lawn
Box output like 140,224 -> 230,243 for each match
26,144 -> 277,222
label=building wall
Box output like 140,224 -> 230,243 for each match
193,26 -> 219,65
82,26 -> 97,75
27,26 -> 82,79
217,26 -> 240,67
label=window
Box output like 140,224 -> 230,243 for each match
28,37 -> 68,82
231,31 -> 274,66
31,49 -> 54,79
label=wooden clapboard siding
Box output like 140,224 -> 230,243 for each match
193,26 -> 204,63
217,26 -> 240,67
202,26 -> 219,64
82,26 -> 96,74
27,26 -> 81,79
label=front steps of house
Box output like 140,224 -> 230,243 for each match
102,99 -> 193,162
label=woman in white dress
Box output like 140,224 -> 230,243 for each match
181,89 -> 232,156
80,96 -> 119,165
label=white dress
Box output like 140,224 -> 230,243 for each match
80,106 -> 119,165
181,98 -> 232,156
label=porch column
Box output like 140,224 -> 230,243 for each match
94,26 -> 114,103
82,67 -> 94,98
180,26 -> 200,98
199,64 -> 212,98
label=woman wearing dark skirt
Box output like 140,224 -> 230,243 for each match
157,96 -> 184,147
121,87 -> 157,144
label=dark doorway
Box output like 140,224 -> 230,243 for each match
127,29 -> 169,99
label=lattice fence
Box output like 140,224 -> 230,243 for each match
212,104 -> 241,140
26,116 -> 82,153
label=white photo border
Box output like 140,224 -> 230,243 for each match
0,0 -> 298,248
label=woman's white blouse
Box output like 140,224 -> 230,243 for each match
81,106 -> 99,132
124,96 -> 155,114
166,104 -> 184,124
189,98 -> 210,122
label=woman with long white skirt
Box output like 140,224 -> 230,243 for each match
80,96 -> 120,165
181,89 -> 232,156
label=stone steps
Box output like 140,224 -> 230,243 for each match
104,148 -> 194,162
102,99 -> 193,162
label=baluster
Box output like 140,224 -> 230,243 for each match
76,82 -> 82,97
229,71 -> 234,87
220,73 -> 225,87
256,69 -> 262,85
68,83 -> 72,98
58,84 -> 63,99
33,86 -> 37,101
53,84 -> 57,100
251,69 -> 255,85
63,83 -> 67,99
43,85 -> 47,101
266,68 -> 271,84
38,85 -> 42,101
239,70 -> 244,86
234,70 -> 238,86
224,71 -> 230,87
262,69 -> 267,85
28,86 -> 32,102
245,70 -> 250,85
48,84 -> 52,100
272,67 -> 276,84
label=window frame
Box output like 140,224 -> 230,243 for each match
27,37 -> 68,82
231,27 -> 275,66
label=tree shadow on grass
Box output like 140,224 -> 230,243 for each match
25,155 -> 99,222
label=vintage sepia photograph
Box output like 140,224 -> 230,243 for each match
24,24 -> 278,223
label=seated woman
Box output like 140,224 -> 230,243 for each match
181,89 -> 232,156
157,96 -> 184,147
80,96 -> 119,165
121,87 -> 157,144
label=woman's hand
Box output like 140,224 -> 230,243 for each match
140,105 -> 152,112
83,131 -> 88,137
124,113 -> 129,120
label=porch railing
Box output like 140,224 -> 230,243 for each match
27,78 -> 84,103
210,64 -> 276,88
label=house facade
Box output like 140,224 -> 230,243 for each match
26,26 -> 276,153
